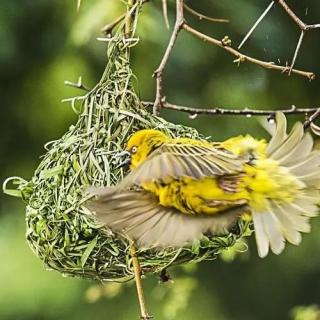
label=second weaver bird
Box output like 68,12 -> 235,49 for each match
86,113 -> 320,257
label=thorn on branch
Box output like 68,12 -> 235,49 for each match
239,0 -> 320,75
289,30 -> 305,74
238,1 -> 275,49
182,23 -> 315,79
162,0 -> 170,29
151,0 -> 317,118
303,109 -> 320,129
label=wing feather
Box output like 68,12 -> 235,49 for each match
119,143 -> 248,188
86,188 -> 247,248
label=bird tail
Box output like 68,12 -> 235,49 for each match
252,112 -> 320,257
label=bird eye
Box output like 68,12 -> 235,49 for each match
130,146 -> 138,154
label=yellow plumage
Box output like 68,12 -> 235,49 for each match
86,113 -> 320,258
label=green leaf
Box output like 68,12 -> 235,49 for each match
39,165 -> 64,179
3,189 -> 22,197
81,236 -> 98,267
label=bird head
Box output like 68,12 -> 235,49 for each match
124,129 -> 169,169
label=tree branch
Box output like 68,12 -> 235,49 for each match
182,23 -> 315,80
151,1 -> 317,117
153,0 -> 184,115
143,101 -> 320,117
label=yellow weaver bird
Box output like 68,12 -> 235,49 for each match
86,113 -> 320,257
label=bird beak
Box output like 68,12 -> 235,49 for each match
115,150 -> 131,169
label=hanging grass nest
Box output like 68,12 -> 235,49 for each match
3,11 -> 249,282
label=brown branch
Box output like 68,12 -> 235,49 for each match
277,0 -> 306,30
152,1 -> 317,117
182,23 -> 315,80
153,0 -> 184,115
143,101 -> 320,117
184,3 -> 229,23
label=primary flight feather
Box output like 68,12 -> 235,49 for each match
86,113 -> 320,257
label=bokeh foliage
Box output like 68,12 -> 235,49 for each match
1,1 -> 320,319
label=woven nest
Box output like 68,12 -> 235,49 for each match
4,33 -> 248,282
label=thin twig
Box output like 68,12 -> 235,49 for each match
101,0 -> 150,35
182,23 -> 315,80
101,13 -> 126,35
238,1 -> 275,49
143,101 -> 320,117
162,0 -> 170,29
125,0 -> 135,37
130,244 -> 151,320
184,3 -> 229,23
153,0 -> 185,115
64,77 -> 91,92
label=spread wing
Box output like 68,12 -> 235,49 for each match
86,187 -> 248,247
119,143 -> 248,188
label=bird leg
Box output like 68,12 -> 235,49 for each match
130,244 -> 152,320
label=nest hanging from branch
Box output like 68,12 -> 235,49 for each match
3,4 -> 249,282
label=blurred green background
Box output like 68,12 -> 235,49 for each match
1,1 -> 320,319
